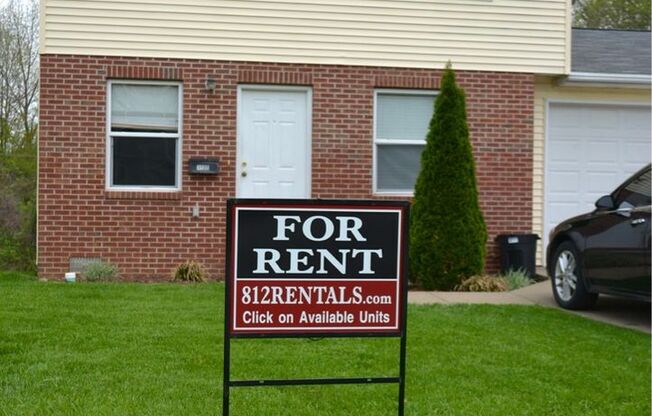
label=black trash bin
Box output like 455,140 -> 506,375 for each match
495,234 -> 540,278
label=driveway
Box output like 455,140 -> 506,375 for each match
513,281 -> 651,333
409,281 -> 651,333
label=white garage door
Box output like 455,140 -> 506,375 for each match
544,102 -> 651,252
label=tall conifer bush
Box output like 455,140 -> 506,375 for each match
410,63 -> 487,290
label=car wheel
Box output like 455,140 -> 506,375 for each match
551,242 -> 598,310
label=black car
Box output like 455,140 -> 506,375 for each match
547,164 -> 651,310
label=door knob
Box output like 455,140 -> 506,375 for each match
241,171 -> 247,177
631,218 -> 646,226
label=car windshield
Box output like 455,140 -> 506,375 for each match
616,168 -> 651,209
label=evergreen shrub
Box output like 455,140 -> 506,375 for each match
410,62 -> 488,290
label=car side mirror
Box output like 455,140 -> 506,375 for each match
595,195 -> 615,210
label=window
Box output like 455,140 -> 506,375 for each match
616,168 -> 651,209
107,81 -> 182,190
374,90 -> 436,194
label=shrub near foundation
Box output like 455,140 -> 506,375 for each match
502,268 -> 533,290
173,261 -> 206,283
455,275 -> 508,292
83,260 -> 119,282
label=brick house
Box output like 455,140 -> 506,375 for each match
37,1 -> 650,279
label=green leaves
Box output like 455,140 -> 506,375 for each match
574,0 -> 651,30
83,260 -> 120,282
410,64 -> 487,290
0,1 -> 39,273
0,140 -> 36,273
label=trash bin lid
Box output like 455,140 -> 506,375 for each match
495,233 -> 540,243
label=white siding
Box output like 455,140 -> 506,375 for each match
41,0 -> 570,74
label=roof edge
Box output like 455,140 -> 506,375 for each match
572,27 -> 651,33
559,72 -> 652,88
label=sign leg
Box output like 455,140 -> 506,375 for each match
223,333 -> 230,416
398,329 -> 407,416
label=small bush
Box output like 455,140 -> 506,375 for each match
173,261 -> 206,282
502,268 -> 533,290
455,275 -> 508,292
83,260 -> 119,282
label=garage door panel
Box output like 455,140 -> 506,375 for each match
587,141 -> 619,163
548,139 -> 581,161
623,141 -> 652,164
548,170 -> 580,192
586,171 -> 620,193
623,165 -> 647,179
546,201 -> 582,226
549,105 -> 582,127
544,103 -> 652,257
588,108 -> 619,128
621,108 -> 651,129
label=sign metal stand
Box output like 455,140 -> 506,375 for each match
222,199 -> 409,416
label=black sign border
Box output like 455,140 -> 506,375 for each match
225,198 -> 409,339
223,198 -> 409,416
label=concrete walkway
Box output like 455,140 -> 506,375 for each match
409,281 -> 651,334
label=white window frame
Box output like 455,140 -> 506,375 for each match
373,88 -> 437,196
106,80 -> 183,192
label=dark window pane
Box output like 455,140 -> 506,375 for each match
377,144 -> 424,191
112,137 -> 176,186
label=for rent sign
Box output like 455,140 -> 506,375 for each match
226,199 -> 409,336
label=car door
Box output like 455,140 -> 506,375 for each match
583,167 -> 651,296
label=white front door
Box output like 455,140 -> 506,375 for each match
237,87 -> 311,198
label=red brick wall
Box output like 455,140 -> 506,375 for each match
38,54 -> 534,279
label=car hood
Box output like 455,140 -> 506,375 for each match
551,211 -> 594,235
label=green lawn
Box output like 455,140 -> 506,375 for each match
1,272 -> 649,415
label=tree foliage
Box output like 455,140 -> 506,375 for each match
0,0 -> 38,273
409,63 -> 487,290
573,0 -> 651,30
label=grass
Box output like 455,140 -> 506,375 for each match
1,271 -> 649,415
